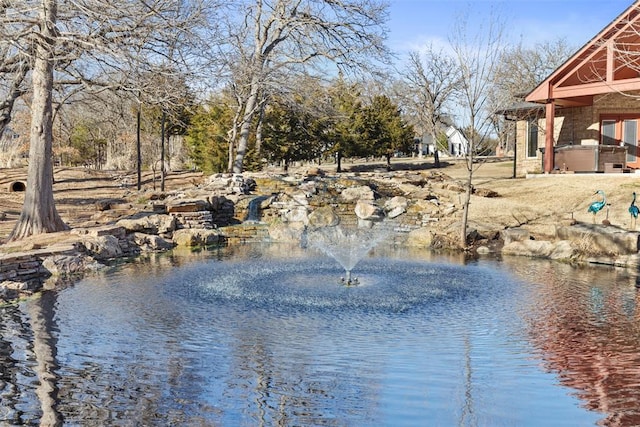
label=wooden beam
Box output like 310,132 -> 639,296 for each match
526,2 -> 640,103
545,102 -> 555,173
552,77 -> 640,98
555,96 -> 594,107
607,40 -> 614,82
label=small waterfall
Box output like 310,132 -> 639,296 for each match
245,196 -> 270,223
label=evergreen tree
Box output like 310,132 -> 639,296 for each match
357,96 -> 414,169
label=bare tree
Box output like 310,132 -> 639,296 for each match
449,9 -> 505,249
490,38 -> 574,155
9,0 -> 69,240
220,0 -> 389,174
5,0 -> 209,240
0,1 -> 31,139
401,47 -> 460,166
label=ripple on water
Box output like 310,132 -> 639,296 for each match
0,252 -> 609,426
168,257 -> 483,316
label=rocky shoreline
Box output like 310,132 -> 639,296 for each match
2,167 -> 639,301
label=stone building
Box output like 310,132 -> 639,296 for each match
511,0 -> 640,176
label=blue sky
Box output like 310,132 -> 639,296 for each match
388,0 -> 635,55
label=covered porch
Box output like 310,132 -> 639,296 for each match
525,0 -> 640,173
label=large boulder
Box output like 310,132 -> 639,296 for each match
284,206 -> 309,223
42,254 -> 102,278
79,235 -> 124,260
308,206 -> 340,228
268,221 -> 306,243
404,227 -> 434,247
355,200 -> 383,221
502,240 -> 575,260
556,223 -> 640,256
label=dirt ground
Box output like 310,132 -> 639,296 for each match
1,158 -> 639,247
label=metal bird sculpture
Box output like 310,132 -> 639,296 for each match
587,190 -> 606,223
630,192 -> 639,229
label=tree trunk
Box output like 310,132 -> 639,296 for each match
255,100 -> 265,157
232,78 -> 260,174
431,130 -> 440,168
227,103 -> 242,173
336,151 -> 343,173
160,110 -> 166,192
460,152 -> 474,249
136,103 -> 142,190
10,0 -> 67,241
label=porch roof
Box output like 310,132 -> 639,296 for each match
526,0 -> 640,107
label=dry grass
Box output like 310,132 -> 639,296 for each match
1,158 -> 640,246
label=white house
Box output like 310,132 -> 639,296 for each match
417,125 -> 469,157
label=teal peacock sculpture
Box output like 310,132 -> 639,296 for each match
630,192 -> 639,229
587,190 -> 606,223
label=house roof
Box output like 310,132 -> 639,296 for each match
495,101 -> 545,117
526,0 -> 640,107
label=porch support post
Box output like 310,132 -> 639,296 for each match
544,100 -> 555,173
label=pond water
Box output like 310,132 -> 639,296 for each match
1,244 -> 640,426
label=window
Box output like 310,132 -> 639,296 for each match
600,115 -> 640,166
601,120 -> 617,145
624,119 -> 638,163
526,118 -> 538,158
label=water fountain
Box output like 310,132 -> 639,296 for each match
303,223 -> 392,285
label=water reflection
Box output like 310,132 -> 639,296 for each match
503,258 -> 640,427
3,246 -> 640,425
1,291 -> 61,425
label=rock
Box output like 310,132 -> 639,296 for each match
387,206 -> 405,219
355,200 -> 383,221
407,199 -> 440,216
298,181 -> 318,197
341,186 -> 375,202
167,199 -> 209,213
304,166 -> 324,177
95,198 -> 122,211
501,228 -> 531,245
116,214 -> 177,235
405,227 -> 433,247
284,206 -> 309,223
556,223 -> 640,256
474,188 -> 500,198
291,191 -> 310,206
172,228 -> 221,247
502,239 -> 575,260
132,233 -> 175,251
42,254 -> 99,277
268,221 -> 306,243
308,206 -> 340,228
78,235 -> 123,260
384,196 -> 407,219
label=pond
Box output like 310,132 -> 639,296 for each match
1,243 -> 639,426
